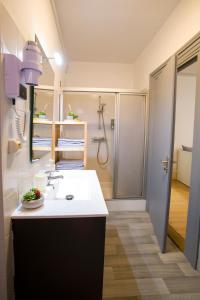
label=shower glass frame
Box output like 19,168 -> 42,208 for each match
61,88 -> 148,200
113,92 -> 148,199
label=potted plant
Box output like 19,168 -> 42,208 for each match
22,188 -> 44,209
38,111 -> 47,119
67,111 -> 78,120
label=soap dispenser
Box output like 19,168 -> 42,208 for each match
34,171 -> 48,192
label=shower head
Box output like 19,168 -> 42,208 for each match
98,97 -> 106,113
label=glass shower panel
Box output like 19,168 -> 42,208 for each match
115,94 -> 146,198
63,92 -> 115,200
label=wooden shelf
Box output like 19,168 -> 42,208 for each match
52,121 -> 88,167
33,146 -> 51,151
33,119 -> 53,125
55,147 -> 85,152
32,120 -> 87,167
54,121 -> 86,125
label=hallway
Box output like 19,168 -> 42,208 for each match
168,180 -> 190,250
103,211 -> 200,299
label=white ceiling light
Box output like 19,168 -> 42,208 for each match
54,52 -> 63,66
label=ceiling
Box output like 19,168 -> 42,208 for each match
53,0 -> 179,64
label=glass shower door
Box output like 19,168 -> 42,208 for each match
114,93 -> 146,198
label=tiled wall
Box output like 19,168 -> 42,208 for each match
0,5 -> 51,299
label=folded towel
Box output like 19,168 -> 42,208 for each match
57,138 -> 84,148
55,160 -> 84,170
33,137 -> 52,147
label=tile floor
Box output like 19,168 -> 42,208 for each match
103,211 -> 200,299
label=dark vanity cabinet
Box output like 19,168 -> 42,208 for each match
12,217 -> 106,300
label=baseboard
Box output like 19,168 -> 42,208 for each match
106,199 -> 146,211
168,224 -> 185,251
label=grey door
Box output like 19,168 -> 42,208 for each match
147,56 -> 176,252
114,94 -> 146,198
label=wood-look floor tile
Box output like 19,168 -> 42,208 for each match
177,262 -> 200,277
103,297 -> 141,300
159,252 -> 186,264
103,267 -> 115,280
129,228 -> 155,237
105,236 -> 123,246
103,278 -> 141,298
112,266 -> 133,280
138,294 -> 200,300
164,277 -> 200,293
131,264 -> 183,278
104,254 -> 130,267
127,254 -> 162,266
103,210 -> 200,299
129,222 -> 154,230
105,245 -> 118,256
135,278 -> 170,296
120,243 -> 160,255
105,254 -> 162,267
131,235 -> 155,244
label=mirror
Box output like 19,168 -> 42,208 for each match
168,58 -> 197,250
30,36 -> 54,162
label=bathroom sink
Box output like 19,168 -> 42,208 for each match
12,170 -> 108,219
48,170 -> 92,201
56,177 -> 90,201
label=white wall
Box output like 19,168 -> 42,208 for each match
172,75 -> 196,179
64,61 -> 134,89
174,75 -> 196,150
0,2 -> 64,299
132,0 -> 200,90
1,0 -> 65,86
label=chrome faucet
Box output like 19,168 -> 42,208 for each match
47,171 -> 64,180
47,180 -> 55,189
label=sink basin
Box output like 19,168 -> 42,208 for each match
47,170 -> 93,201
56,177 -> 90,201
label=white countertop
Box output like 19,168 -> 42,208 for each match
12,170 -> 109,219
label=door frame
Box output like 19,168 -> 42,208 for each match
183,53 -> 200,268
167,32 -> 200,268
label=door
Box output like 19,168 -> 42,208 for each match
114,93 -> 146,198
147,56 -> 176,252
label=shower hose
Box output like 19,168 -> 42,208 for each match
97,110 -> 109,166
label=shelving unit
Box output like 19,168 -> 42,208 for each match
32,119 -> 53,155
52,121 -> 88,168
32,119 -> 88,168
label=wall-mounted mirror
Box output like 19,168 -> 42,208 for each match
30,36 -> 54,162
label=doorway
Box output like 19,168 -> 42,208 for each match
168,59 -> 197,251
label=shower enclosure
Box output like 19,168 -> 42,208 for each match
61,90 -> 147,200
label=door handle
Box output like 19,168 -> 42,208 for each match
161,157 -> 169,174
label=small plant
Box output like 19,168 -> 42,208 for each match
68,111 -> 78,119
23,188 -> 41,202
34,111 -> 46,118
